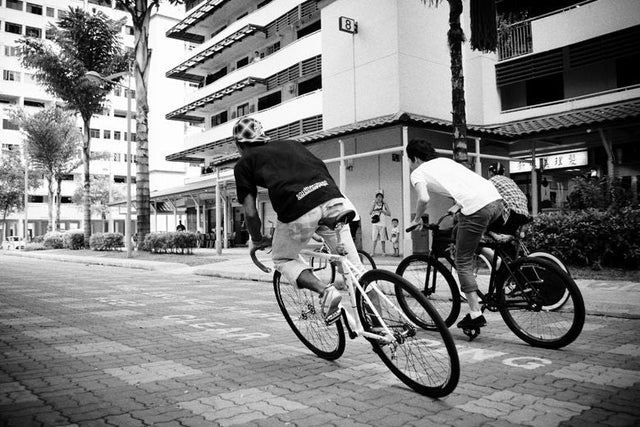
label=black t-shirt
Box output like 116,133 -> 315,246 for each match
234,140 -> 343,223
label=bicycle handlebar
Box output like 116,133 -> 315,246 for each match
405,212 -> 453,233
249,246 -> 272,273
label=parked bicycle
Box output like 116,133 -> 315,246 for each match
398,213 -> 585,348
251,209 -> 459,397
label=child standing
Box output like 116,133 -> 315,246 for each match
390,218 -> 400,257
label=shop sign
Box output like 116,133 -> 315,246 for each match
509,151 -> 588,173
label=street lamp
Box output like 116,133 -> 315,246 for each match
85,69 -> 133,258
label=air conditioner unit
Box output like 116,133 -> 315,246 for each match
231,111 -> 237,119
249,104 -> 255,113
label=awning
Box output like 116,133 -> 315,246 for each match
165,0 -> 230,43
167,24 -> 267,81
166,76 -> 267,121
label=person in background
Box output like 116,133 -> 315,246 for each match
369,191 -> 390,256
390,218 -> 400,257
176,220 -> 186,232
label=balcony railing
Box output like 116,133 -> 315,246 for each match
497,20 -> 532,61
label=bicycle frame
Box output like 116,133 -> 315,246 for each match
298,248 -> 415,344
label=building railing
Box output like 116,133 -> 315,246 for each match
497,20 -> 532,61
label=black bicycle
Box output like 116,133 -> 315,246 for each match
398,213 -> 585,349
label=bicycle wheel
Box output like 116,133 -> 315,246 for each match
356,270 -> 459,397
273,272 -> 345,360
357,249 -> 377,270
307,251 -> 336,285
395,255 -> 460,328
528,251 -> 571,310
497,257 -> 585,349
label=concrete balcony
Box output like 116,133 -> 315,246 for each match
166,31 -> 321,120
181,89 -> 322,156
498,0 -> 640,60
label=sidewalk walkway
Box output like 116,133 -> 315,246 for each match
3,248 -> 638,319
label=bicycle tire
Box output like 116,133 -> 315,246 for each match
357,249 -> 377,270
395,255 -> 461,328
497,257 -> 585,349
356,269 -> 459,397
273,271 -> 345,360
528,251 -> 571,310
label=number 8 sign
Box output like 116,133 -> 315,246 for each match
339,16 -> 358,34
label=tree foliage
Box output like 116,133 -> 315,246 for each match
0,150 -> 40,240
10,107 -> 82,231
19,7 -> 129,245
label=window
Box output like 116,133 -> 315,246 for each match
3,119 -> 19,130
46,7 -> 54,17
257,0 -> 272,8
125,25 -> 134,36
298,75 -> 322,95
266,41 -> 280,55
90,128 -> 100,138
205,67 -> 227,85
89,0 -> 111,6
210,111 -> 228,127
236,57 -> 249,69
45,27 -> 55,40
60,196 -> 72,204
23,100 -> 44,108
25,26 -> 41,38
28,195 -> 44,203
297,20 -> 321,39
113,86 -> 121,97
125,89 -> 135,98
57,9 -> 66,18
236,103 -> 249,117
6,0 -> 23,11
60,174 -> 74,181
4,45 -> 21,56
526,74 -> 563,106
258,91 -> 282,111
3,70 -> 20,82
114,131 -> 121,140
5,22 -> 22,35
103,130 -> 111,139
131,133 -> 136,142
113,153 -> 121,162
26,3 -> 42,15
2,143 -> 20,151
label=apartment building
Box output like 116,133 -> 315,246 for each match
0,0 -> 188,240
163,0 -> 640,254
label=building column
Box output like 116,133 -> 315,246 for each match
474,138 -> 482,175
215,168 -> 222,255
599,129 -> 615,179
530,142 -> 538,215
339,139 -> 346,193
401,126 -> 412,257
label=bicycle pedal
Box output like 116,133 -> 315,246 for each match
462,327 -> 480,341
324,309 -> 341,325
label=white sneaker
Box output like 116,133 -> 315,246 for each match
320,285 -> 342,321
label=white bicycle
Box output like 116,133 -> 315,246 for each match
251,209 -> 459,398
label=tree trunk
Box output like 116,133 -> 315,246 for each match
133,0 -> 152,245
83,119 -> 92,247
46,174 -> 54,232
447,0 -> 469,166
55,176 -> 62,231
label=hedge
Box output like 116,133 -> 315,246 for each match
43,232 -> 65,249
90,232 -> 124,251
142,231 -> 197,254
63,230 -> 85,250
523,208 -> 640,270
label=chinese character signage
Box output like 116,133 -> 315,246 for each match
509,151 -> 587,173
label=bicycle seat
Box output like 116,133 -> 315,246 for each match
318,209 -> 356,230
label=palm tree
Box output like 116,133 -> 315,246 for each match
11,107 -> 81,232
19,7 -> 129,246
115,0 -> 183,245
422,0 -> 497,166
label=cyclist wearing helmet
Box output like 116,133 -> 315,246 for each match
487,162 -> 530,235
233,117 -> 363,322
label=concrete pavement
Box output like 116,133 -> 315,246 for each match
0,254 -> 639,427
4,248 -> 639,319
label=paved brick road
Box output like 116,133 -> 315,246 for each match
1,256 -> 638,427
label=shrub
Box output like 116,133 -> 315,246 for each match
142,231 -> 197,254
32,235 -> 45,243
90,232 -> 124,251
24,242 -> 46,251
63,230 -> 85,250
523,208 -> 640,270
43,232 -> 64,249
